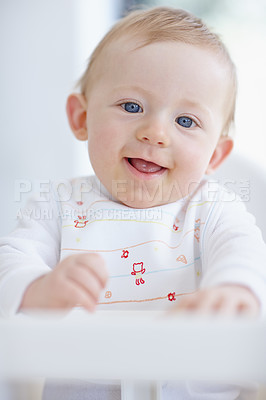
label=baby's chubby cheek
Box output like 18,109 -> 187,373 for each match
88,141 -> 122,192
88,124 -> 121,161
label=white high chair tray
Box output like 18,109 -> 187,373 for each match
0,310 -> 265,400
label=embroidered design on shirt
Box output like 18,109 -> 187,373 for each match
168,292 -> 177,301
105,291 -> 112,299
121,250 -> 129,258
76,201 -> 83,206
173,217 -> 179,231
196,264 -> 202,277
176,255 -> 187,264
131,262 -> 146,285
74,215 -> 88,228
194,218 -> 201,242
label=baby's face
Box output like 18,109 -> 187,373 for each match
85,39 -> 230,208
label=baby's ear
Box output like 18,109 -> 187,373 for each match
206,136 -> 234,175
66,93 -> 88,141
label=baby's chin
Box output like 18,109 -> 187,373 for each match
108,177 -> 199,208
118,198 -> 162,209
115,193 -> 181,209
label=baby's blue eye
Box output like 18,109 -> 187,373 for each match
122,102 -> 142,113
176,116 -> 195,128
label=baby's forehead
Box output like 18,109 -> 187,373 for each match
95,37 -> 228,78
93,40 -> 228,104
99,35 -> 143,58
97,34 -> 225,64
87,39 -> 230,108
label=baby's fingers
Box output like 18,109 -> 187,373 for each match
63,279 -> 97,312
76,253 -> 108,288
66,263 -> 104,303
176,286 -> 259,317
214,295 -> 259,317
176,292 -> 210,313
177,290 -> 238,315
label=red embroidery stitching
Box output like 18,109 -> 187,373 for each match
194,218 -> 201,242
173,217 -> 180,231
131,262 -> 146,285
176,255 -> 187,264
74,215 -> 88,228
168,292 -> 177,301
121,250 -> 129,258
105,291 -> 112,299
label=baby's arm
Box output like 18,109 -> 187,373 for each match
175,285 -> 260,316
20,253 -> 108,312
174,192 -> 266,317
0,187 -> 107,317
0,192 -> 60,317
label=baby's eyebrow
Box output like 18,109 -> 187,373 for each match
113,85 -> 153,97
180,99 -> 212,118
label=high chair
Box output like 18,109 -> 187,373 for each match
0,310 -> 266,399
213,151 -> 266,241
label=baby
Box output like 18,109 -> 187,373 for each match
0,6 -> 266,399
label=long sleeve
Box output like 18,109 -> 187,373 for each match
0,190 -> 61,317
200,191 -> 266,316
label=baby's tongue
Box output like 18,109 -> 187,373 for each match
129,158 -> 162,173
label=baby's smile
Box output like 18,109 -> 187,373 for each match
124,157 -> 167,180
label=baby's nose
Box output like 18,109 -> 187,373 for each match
135,121 -> 170,147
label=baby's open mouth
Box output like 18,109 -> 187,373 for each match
127,158 -> 164,173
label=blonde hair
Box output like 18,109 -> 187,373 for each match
78,7 -> 237,136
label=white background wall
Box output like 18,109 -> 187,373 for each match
0,0 -> 122,236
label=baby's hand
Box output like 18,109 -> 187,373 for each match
174,285 -> 260,317
20,253 -> 108,312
